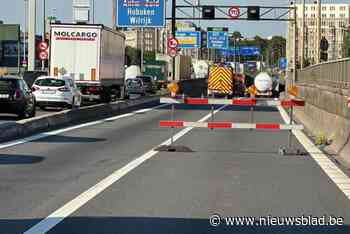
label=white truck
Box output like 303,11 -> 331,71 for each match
192,60 -> 209,79
50,24 -> 126,102
125,65 -> 142,80
168,55 -> 192,81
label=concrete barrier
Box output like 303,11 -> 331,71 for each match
0,96 -> 160,143
294,83 -> 350,165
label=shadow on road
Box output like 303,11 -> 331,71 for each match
0,154 -> 44,165
33,135 -> 106,144
0,217 -> 349,234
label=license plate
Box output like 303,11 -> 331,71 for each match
42,90 -> 56,94
0,94 -> 9,99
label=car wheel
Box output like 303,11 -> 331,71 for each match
18,101 -> 35,119
29,101 -> 36,118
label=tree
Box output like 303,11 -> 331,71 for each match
143,51 -> 156,62
125,46 -> 141,66
228,31 -> 242,47
266,36 -> 286,67
231,31 -> 242,40
342,30 -> 350,58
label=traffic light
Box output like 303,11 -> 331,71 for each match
201,31 -> 207,48
247,6 -> 260,20
202,6 -> 215,19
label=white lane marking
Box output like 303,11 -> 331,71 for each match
0,103 -> 169,150
277,106 -> 350,200
23,105 -> 227,234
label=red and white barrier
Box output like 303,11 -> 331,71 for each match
160,121 -> 304,131
160,97 -> 305,107
348,97 -> 350,108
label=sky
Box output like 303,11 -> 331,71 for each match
0,0 -> 349,38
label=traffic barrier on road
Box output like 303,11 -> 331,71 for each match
160,121 -> 304,130
0,96 -> 161,143
348,97 -> 350,108
158,95 -> 306,155
160,97 -> 305,107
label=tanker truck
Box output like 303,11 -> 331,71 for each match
248,72 -> 281,98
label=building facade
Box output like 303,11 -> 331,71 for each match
122,28 -> 163,53
287,3 -> 350,67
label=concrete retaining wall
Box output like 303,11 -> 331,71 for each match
0,97 -> 160,143
294,83 -> 350,164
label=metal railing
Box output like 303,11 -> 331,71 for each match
297,58 -> 350,88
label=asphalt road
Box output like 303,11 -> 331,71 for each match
0,102 -> 349,234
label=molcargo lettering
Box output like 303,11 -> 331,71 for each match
54,31 -> 98,41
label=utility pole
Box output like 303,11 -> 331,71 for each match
23,0 -> 27,69
112,0 -> 116,30
171,0 -> 176,81
28,0 -> 36,71
141,28 -> 144,73
316,0 -> 321,63
301,0 -> 305,68
92,0 -> 95,24
293,3 -> 297,84
41,0 -> 46,71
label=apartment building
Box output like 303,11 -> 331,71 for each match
287,3 -> 350,67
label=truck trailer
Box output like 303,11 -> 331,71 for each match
50,24 -> 126,102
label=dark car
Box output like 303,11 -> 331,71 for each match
136,75 -> 155,93
0,76 -> 36,118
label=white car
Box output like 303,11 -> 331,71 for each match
32,76 -> 82,110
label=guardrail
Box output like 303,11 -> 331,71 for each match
0,96 -> 161,143
297,58 -> 350,88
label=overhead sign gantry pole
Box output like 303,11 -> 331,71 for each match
28,0 -> 36,71
171,0 -> 176,81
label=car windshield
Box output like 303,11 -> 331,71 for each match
137,76 -> 152,83
35,78 -> 66,87
127,79 -> 142,87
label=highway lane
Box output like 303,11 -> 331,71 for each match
0,102 -> 216,233
0,103 -> 349,233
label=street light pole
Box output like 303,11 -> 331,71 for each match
301,0 -> 305,68
42,0 -> 46,71
112,0 -> 116,29
28,0 -> 36,71
23,0 -> 27,68
316,0 -> 321,63
92,0 -> 95,24
171,0 -> 176,81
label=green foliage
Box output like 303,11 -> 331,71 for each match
144,51 -> 156,62
266,36 -> 286,67
227,32 -> 286,66
125,46 -> 157,66
125,46 -> 140,66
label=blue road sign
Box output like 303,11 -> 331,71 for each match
219,46 -> 260,56
116,0 -> 165,28
207,31 -> 228,49
279,57 -> 287,70
240,46 -> 260,56
175,31 -> 201,49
